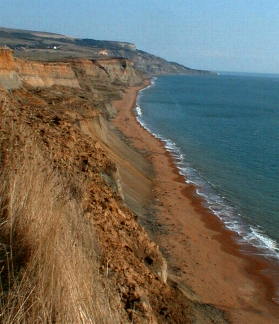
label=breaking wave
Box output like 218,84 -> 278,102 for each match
135,78 -> 279,264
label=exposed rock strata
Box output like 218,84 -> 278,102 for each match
0,48 -> 142,90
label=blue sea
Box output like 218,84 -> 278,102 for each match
136,73 -> 279,265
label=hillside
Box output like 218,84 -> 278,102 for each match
0,48 -> 227,322
0,26 -> 213,76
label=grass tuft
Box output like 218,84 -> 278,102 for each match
0,136 -> 121,323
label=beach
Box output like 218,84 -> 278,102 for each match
113,82 -> 279,323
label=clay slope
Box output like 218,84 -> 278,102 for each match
0,52 -> 227,323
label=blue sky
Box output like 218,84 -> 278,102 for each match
1,0 -> 279,73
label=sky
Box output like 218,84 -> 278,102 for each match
1,0 -> 279,73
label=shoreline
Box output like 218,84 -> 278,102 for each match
113,81 -> 279,322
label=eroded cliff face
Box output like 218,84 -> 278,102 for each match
0,48 -> 142,90
0,48 -> 22,89
16,59 -> 80,88
0,50 -> 227,323
70,58 -> 142,85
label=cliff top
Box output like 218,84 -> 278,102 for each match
0,26 -> 214,76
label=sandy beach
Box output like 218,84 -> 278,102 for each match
113,82 -> 279,323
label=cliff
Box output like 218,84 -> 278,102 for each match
0,26 -> 214,76
0,50 -> 226,323
0,48 -> 142,90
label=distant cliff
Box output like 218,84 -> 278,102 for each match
0,26 -> 214,76
0,48 -> 142,90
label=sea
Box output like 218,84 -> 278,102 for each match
136,73 -> 279,296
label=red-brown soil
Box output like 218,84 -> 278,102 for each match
0,64 -> 228,322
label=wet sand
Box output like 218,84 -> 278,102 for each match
113,82 -> 279,323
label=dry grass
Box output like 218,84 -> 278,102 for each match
0,136 -> 122,323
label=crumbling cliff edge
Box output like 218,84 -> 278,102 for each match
0,48 -> 228,323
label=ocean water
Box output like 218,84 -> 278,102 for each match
136,74 -> 279,264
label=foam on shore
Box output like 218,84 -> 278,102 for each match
135,78 -> 279,303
